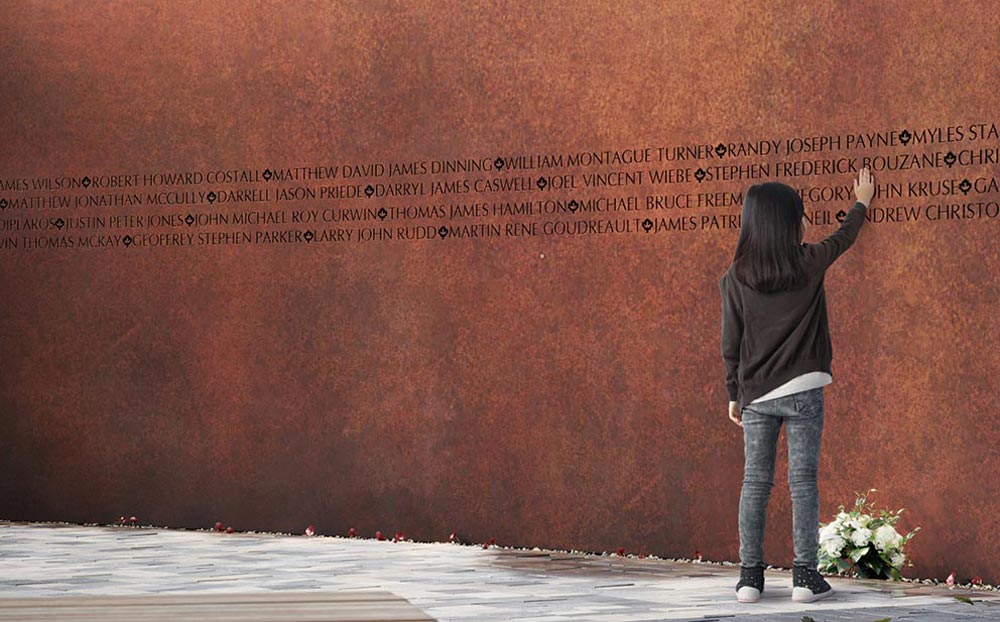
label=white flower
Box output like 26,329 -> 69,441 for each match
819,522 -> 840,541
821,533 -> 846,556
836,511 -> 851,522
874,524 -> 901,551
850,527 -> 873,547
890,551 -> 906,567
856,514 -> 872,528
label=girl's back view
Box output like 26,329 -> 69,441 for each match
719,168 -> 875,604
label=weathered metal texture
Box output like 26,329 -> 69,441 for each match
0,1 -> 997,583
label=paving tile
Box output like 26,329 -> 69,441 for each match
2,520 -> 998,621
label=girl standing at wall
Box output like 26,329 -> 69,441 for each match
720,168 -> 875,603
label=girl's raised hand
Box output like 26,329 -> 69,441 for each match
854,167 -> 875,206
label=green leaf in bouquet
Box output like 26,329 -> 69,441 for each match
850,546 -> 870,562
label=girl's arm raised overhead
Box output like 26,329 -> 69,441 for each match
815,167 -> 875,270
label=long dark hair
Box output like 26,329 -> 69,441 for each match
731,182 -> 808,294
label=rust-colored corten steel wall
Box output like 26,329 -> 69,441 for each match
1,1 -> 998,581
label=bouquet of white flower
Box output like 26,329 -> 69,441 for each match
817,488 -> 921,580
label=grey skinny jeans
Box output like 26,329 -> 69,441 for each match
739,386 -> 825,570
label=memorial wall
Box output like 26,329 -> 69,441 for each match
1,1 -> 998,581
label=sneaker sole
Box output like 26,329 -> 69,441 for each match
791,586 -> 834,603
737,586 -> 761,602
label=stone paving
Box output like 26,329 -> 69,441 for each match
2,520 -> 998,621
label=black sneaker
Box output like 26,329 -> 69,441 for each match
791,564 -> 834,602
736,565 -> 765,602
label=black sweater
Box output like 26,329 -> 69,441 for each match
720,201 -> 868,410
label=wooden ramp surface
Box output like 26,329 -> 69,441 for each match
0,590 -> 436,621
